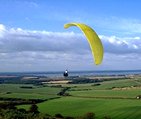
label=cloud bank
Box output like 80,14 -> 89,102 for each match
0,24 -> 141,71
1,24 -> 141,54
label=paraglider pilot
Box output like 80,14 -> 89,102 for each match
63,70 -> 68,77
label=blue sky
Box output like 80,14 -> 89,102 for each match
0,0 -> 141,72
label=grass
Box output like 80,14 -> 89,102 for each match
69,89 -> 141,98
19,97 -> 141,119
67,78 -> 141,99
2,77 -> 141,118
0,84 -> 62,99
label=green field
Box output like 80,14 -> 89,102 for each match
0,84 -> 62,99
2,77 -> 141,118
40,97 -> 141,119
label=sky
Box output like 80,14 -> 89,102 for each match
0,0 -> 141,72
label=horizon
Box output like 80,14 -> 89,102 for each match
0,69 -> 141,73
0,0 -> 141,72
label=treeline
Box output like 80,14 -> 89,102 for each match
69,78 -> 102,84
0,104 -> 111,119
68,77 -> 130,84
0,98 -> 46,109
0,76 -> 44,85
57,87 -> 71,96
0,97 -> 61,108
0,76 -> 22,84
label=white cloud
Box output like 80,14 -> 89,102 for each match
0,24 -> 141,71
0,24 -> 6,38
0,24 -> 141,54
0,25 -> 90,54
100,35 -> 141,54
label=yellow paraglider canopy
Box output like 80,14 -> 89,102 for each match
64,22 -> 104,65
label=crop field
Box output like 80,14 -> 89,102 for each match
38,97 -> 141,119
68,81 -> 141,99
0,84 -> 62,99
2,77 -> 141,118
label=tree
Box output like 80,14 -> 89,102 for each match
83,112 -> 95,119
55,113 -> 64,118
103,115 -> 111,119
29,104 -> 39,114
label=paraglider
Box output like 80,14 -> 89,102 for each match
63,69 -> 68,77
64,22 -> 104,65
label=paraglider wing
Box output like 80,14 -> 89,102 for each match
64,23 -> 104,65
